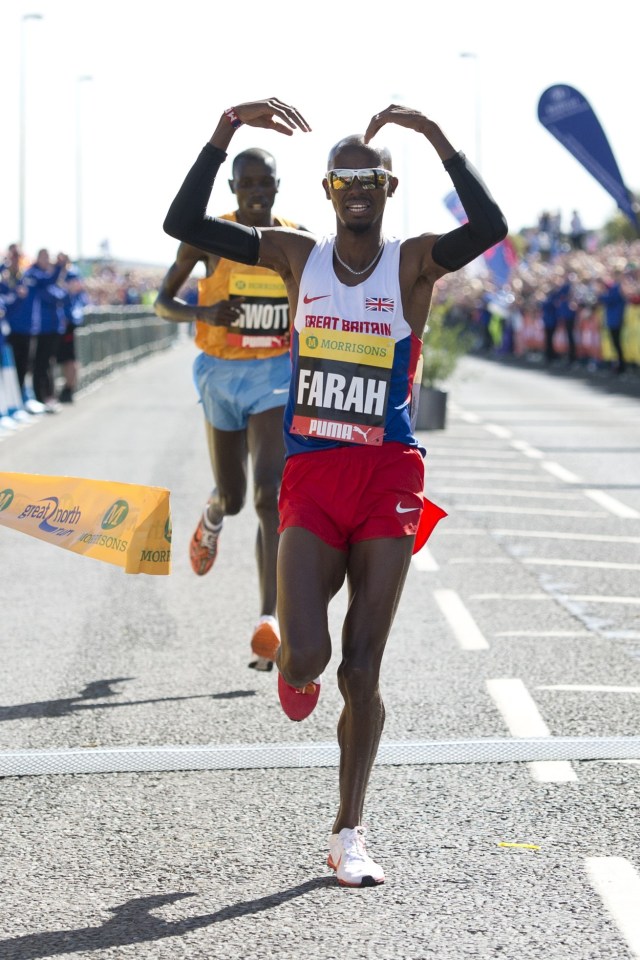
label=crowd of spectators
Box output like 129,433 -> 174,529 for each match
0,244 -> 189,418
431,218 -> 640,378
2,221 -> 640,427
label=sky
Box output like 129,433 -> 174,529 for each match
2,0 -> 638,268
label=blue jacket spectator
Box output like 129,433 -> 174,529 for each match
60,269 -> 89,328
598,277 -> 626,330
24,250 -> 66,335
0,257 -> 34,336
598,273 -> 627,373
0,247 -> 34,393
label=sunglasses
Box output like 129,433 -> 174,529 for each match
325,168 -> 392,190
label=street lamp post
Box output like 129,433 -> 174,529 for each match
459,51 -> 481,173
75,75 -> 93,262
391,91 -> 410,237
19,12 -> 43,250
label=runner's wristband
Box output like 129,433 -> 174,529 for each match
224,107 -> 243,129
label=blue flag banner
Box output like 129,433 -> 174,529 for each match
482,236 -> 518,288
443,191 -> 517,288
443,190 -> 467,225
537,84 -> 638,229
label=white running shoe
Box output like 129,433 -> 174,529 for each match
23,398 -> 46,415
327,826 -> 385,887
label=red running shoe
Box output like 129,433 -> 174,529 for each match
277,672 -> 321,721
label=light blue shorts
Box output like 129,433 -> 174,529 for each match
193,351 -> 292,431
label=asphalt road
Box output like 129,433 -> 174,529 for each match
1,341 -> 640,960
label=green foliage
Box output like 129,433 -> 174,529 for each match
602,201 -> 640,244
421,315 -> 474,388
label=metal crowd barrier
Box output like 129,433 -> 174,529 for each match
75,306 -> 180,390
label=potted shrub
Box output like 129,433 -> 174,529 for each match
412,315 -> 473,430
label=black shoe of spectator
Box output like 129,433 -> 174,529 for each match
58,386 -> 74,403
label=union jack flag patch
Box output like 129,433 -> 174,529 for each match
365,297 -> 394,312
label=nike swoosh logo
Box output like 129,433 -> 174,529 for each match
396,503 -> 419,514
394,398 -> 410,410
303,293 -> 329,304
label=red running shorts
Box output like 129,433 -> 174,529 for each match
278,441 -> 444,552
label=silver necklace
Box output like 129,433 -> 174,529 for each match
334,240 -> 384,276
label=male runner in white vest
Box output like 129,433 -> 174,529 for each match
164,97 -> 508,888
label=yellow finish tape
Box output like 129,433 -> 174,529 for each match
0,472 -> 171,575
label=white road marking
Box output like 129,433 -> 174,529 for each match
523,558 -> 640,571
473,593 -> 640,605
542,461 -> 581,483
437,527 -> 486,535
492,529 -> 640,544
431,487 -> 581,500
567,595 -> 640,605
511,439 -> 544,459
495,630 -> 593,637
449,558 -> 511,565
430,471 -> 557,483
471,593 -> 552,600
485,423 -> 512,439
538,685 -> 640,693
1,738 -> 639,777
429,451 -> 526,462
486,678 -> 577,782
412,547 -> 439,572
469,593 -> 640,605
458,505 -> 604,517
539,462 -> 639,518
586,857 -> 640,958
584,488 -> 640,519
433,589 -> 489,650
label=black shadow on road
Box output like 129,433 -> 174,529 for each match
0,883 -> 335,959
0,678 -> 255,722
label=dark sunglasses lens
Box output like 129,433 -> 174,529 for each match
328,169 -> 389,189
358,169 -> 378,189
330,171 -> 353,190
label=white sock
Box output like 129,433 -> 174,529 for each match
203,510 -> 223,533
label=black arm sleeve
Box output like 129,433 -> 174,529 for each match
432,151 -> 508,272
163,143 -> 261,265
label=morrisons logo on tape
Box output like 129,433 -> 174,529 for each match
101,500 -> 129,530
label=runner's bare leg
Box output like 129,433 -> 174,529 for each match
276,527 -> 347,685
247,406 -> 286,616
333,536 -> 414,832
204,420 -> 248,525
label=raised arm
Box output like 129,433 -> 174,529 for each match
364,104 -> 508,273
163,98 -> 311,267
